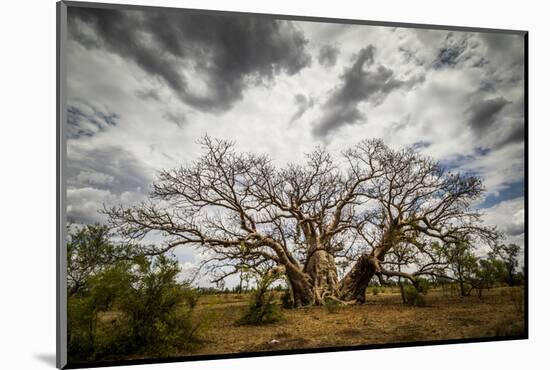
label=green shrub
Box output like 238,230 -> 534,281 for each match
372,287 -> 379,296
67,255 -> 200,361
116,256 -> 200,354
237,269 -> 283,325
403,284 -> 428,307
403,286 -> 417,304
181,284 -> 199,309
238,291 -> 282,325
67,295 -> 99,360
324,296 -> 343,314
67,262 -> 133,361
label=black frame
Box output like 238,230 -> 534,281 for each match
56,1 -> 529,368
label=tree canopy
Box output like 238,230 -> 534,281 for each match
106,136 -> 499,305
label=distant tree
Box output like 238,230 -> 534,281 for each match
492,243 -> 522,286
106,136 -> 499,305
384,244 -> 416,302
383,241 -> 450,303
470,257 -> 507,297
443,240 -> 479,296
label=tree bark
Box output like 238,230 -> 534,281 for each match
339,227 -> 396,303
305,249 -> 340,304
284,265 -> 315,307
339,254 -> 377,303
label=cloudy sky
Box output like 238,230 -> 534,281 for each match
65,5 -> 525,282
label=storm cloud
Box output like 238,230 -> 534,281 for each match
66,144 -> 153,224
428,32 -> 490,70
67,100 -> 119,139
67,145 -> 152,195
317,45 -> 340,68
468,97 -> 509,133
500,122 -> 525,146
162,110 -> 187,128
313,45 -> 424,137
68,6 -> 312,113
434,45 -> 465,68
289,93 -> 314,123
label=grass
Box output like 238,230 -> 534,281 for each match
95,286 -> 525,360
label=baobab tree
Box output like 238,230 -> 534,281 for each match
106,136 -> 498,306
335,140 -> 498,302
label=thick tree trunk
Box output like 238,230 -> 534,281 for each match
305,250 -> 340,304
288,228 -> 397,305
284,265 -> 315,307
283,249 -> 341,307
339,254 -> 377,303
338,228 -> 396,303
339,226 -> 398,302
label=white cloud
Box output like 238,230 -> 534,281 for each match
481,197 -> 525,247
66,187 -> 116,224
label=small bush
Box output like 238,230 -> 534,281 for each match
403,287 -> 417,305
238,291 -> 282,325
324,297 -> 343,314
372,287 -> 379,296
181,285 -> 199,309
403,284 -> 428,307
237,270 -> 284,325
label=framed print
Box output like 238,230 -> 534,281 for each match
57,1 -> 528,368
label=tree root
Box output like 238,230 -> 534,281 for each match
323,295 -> 357,306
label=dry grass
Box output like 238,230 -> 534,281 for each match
94,286 -> 524,361
169,286 -> 525,357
